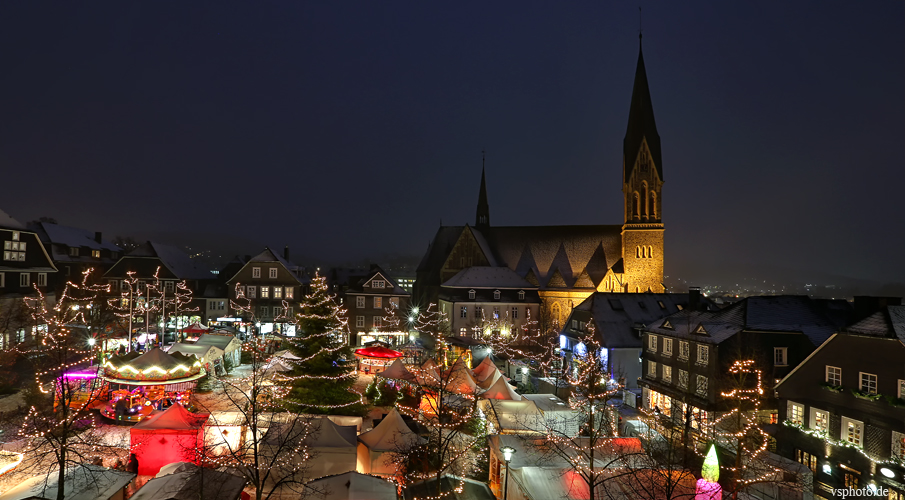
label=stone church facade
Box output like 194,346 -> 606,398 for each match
415,41 -> 665,329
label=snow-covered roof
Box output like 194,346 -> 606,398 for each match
38,222 -> 120,251
166,343 -> 224,364
195,334 -> 242,352
358,408 -> 424,452
132,403 -> 209,430
0,209 -> 24,230
377,358 -> 417,382
307,471 -> 398,500
0,464 -> 135,500
130,462 -> 247,500
442,266 -> 535,289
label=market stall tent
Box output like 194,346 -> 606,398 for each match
0,464 -> 134,500
480,376 -> 521,401
263,417 -> 357,484
471,356 -> 496,381
195,334 -> 242,366
181,322 -> 210,334
357,408 -> 424,476
306,471 -> 398,500
376,358 -> 416,383
130,462 -> 248,500
442,362 -> 479,395
130,403 -> 209,475
167,343 -> 224,373
476,366 -> 503,390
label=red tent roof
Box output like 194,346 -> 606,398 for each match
182,322 -> 209,334
354,346 -> 403,359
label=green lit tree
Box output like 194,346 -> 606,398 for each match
282,274 -> 366,416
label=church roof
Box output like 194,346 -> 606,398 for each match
442,267 -> 535,289
624,41 -> 662,181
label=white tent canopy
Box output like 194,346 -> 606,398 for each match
472,356 -> 496,381
306,471 -> 398,500
376,358 -> 416,383
480,399 -> 545,434
443,362 -> 479,395
481,375 -> 521,400
167,343 -> 224,367
477,366 -> 503,389
357,409 -> 425,476
263,417 -> 357,484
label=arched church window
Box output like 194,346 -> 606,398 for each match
636,246 -> 641,258
648,246 -> 654,258
641,181 -> 649,218
650,192 -> 657,219
551,302 -> 562,328
633,192 -> 640,219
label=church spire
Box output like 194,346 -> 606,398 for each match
623,38 -> 662,184
475,151 -> 490,228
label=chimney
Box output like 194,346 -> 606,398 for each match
95,232 -> 102,244
689,287 -> 701,311
284,246 -> 289,260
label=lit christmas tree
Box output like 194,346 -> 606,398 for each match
281,274 -> 366,415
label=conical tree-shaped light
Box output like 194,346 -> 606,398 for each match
702,443 -> 720,483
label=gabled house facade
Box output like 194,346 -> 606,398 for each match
775,305 -> 905,498
225,247 -> 306,336
0,210 -> 57,348
560,290 -> 710,391
639,296 -> 852,439
29,222 -> 122,295
345,265 -> 411,346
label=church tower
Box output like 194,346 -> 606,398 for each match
622,36 -> 665,292
475,162 -> 490,229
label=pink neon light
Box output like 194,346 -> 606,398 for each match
62,372 -> 98,379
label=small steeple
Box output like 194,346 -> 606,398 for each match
475,151 -> 490,228
624,38 -> 662,183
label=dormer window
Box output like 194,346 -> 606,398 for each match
518,290 -> 525,300
468,290 -> 476,300
69,247 -> 79,257
91,250 -> 101,259
662,320 -> 673,330
372,280 -> 385,289
695,325 -> 707,335
493,290 -> 501,300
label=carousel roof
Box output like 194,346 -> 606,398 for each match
104,348 -> 203,384
130,348 -> 198,372
377,359 -> 417,382
354,346 -> 402,359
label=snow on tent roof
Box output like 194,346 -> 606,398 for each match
377,358 -> 416,382
358,408 -> 424,452
195,333 -> 241,352
167,343 -> 223,362
130,462 -> 247,500
133,403 -> 209,430
481,376 -> 521,401
307,471 -> 398,500
273,349 -> 302,360
0,463 -> 135,500
472,356 -> 495,381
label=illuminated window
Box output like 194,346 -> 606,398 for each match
373,297 -> 382,309
696,345 -> 709,365
679,341 -> 689,360
373,317 -> 382,328
468,290 -> 476,300
810,408 -> 828,432
678,369 -> 688,389
663,338 -> 673,356
285,287 -> 294,299
788,401 -> 804,425
647,361 -> 657,378
356,296 -> 365,308
493,307 -> 499,319
843,472 -> 859,489
92,250 -> 101,258
662,365 -> 672,383
460,327 -> 467,336
261,286 -> 271,299
273,287 -> 282,299
356,316 -> 364,328
860,372 -> 877,394
11,231 -> 19,241
372,280 -> 386,289
899,380 -> 905,399
826,366 -> 841,386
648,335 -> 657,352
893,431 -> 905,459
843,417 -> 863,447
247,286 -> 256,298
252,267 -> 261,278
696,375 -> 708,398
460,306 -> 467,318
389,297 -> 398,307
795,450 -> 817,473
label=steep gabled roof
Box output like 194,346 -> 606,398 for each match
442,267 -> 535,289
481,376 -> 521,401
35,222 -> 121,251
0,209 -> 24,230
227,247 -> 303,285
123,241 -> 210,280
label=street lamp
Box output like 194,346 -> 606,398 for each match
500,446 -> 516,500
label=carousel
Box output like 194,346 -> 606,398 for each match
353,345 -> 403,375
100,348 -> 206,423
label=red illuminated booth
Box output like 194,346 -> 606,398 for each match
353,346 -> 402,375
101,348 -> 205,423
130,403 -> 209,476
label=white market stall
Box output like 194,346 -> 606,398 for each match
356,408 -> 424,476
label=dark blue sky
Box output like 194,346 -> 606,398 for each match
1,2 -> 903,286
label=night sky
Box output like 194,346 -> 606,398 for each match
2,2 -> 903,287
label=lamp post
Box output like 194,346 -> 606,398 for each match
500,445 -> 516,500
